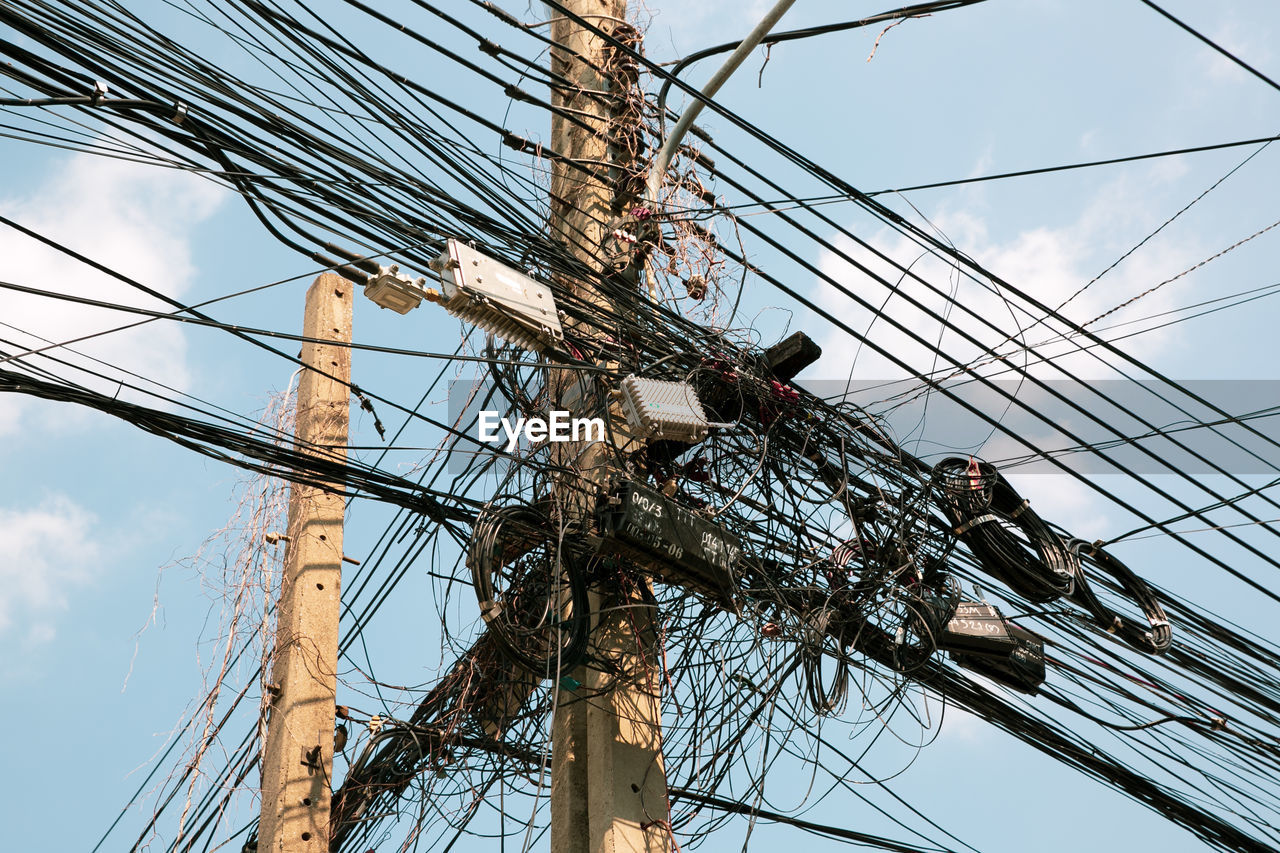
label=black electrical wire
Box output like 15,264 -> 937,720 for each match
656,133 -> 1280,217
1137,0 -> 1280,96
653,1 -> 988,124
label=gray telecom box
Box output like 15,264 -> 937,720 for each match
619,374 -> 710,443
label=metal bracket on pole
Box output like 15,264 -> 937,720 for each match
642,0 -> 798,208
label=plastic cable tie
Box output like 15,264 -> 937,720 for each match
1008,499 -> 1030,519
172,101 -> 188,124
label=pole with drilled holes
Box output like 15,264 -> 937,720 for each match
258,273 -> 352,852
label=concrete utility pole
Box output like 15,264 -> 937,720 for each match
548,2 -> 673,852
259,273 -> 352,852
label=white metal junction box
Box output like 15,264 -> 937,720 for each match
436,238 -> 564,352
365,265 -> 428,314
619,374 -> 709,443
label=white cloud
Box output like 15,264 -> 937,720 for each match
810,167 -> 1203,389
1004,468 -> 1111,541
1204,20 -> 1273,84
0,496 -> 102,646
938,695 -> 991,744
0,150 -> 225,435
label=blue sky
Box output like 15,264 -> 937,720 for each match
1,1 -> 1278,850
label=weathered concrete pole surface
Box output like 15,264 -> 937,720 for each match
549,2 -> 673,851
259,272 -> 352,852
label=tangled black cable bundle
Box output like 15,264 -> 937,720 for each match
1068,538 -> 1172,654
468,501 -> 589,674
888,572 -> 962,674
800,608 -> 854,715
932,457 -> 1077,603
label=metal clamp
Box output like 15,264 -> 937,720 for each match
954,513 -> 1000,536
